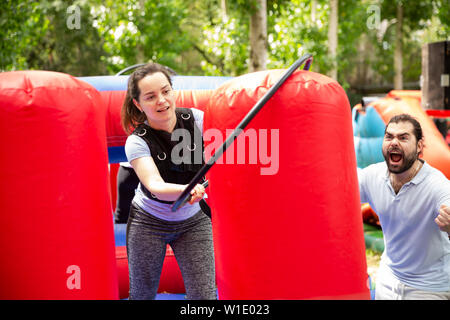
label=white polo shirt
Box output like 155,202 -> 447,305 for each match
358,161 -> 450,292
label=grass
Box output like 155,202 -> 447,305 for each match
366,248 -> 382,288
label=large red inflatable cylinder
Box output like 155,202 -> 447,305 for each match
157,245 -> 186,293
0,71 -> 118,299
101,90 -> 127,148
175,89 -> 215,112
205,69 -> 369,299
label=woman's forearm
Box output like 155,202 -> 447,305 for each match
144,180 -> 187,201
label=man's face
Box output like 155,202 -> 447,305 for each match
382,121 -> 422,174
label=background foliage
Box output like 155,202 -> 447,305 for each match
1,0 -> 448,102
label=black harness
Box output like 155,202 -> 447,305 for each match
131,108 -> 206,204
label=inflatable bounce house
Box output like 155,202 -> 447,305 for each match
0,63 -> 371,299
353,90 -> 450,251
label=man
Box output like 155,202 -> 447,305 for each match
358,114 -> 450,300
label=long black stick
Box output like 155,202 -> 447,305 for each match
171,54 -> 313,212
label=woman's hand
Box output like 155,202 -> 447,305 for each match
188,183 -> 205,204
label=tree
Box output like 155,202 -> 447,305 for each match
196,0 -> 249,76
36,1 -> 108,76
1,0 -> 48,72
92,0 -> 196,75
394,1 -> 403,89
3,0 -> 448,83
249,0 -> 268,72
267,0 -> 330,73
328,0 -> 338,80
379,0 -> 434,90
1,0 -> 108,76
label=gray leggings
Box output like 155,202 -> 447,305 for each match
126,202 -> 216,300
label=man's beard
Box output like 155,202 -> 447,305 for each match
383,147 -> 418,174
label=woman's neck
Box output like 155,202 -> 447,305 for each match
147,115 -> 177,133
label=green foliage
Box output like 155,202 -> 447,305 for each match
1,0 -> 449,86
0,0 -> 47,71
267,0 -> 330,73
200,16 -> 250,76
379,0 -> 434,31
435,0 -> 450,34
93,0 -> 194,75
1,0 -> 108,75
362,0 -> 449,87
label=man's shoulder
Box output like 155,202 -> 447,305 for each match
358,162 -> 387,188
422,162 -> 449,184
363,161 -> 387,175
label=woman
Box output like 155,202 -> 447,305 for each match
121,63 -> 216,300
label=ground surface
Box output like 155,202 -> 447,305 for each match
366,249 -> 381,288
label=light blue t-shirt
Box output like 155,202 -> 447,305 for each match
358,161 -> 450,292
125,108 -> 204,221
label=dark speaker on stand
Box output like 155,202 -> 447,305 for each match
421,41 -> 450,139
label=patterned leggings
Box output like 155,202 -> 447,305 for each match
126,202 -> 216,300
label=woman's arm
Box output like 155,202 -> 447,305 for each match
130,156 -> 204,204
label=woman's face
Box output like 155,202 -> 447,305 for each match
133,72 -> 176,129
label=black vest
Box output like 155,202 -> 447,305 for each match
131,108 -> 205,204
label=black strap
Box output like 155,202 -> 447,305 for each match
199,199 -> 211,219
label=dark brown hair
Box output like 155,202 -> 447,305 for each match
121,63 -> 174,134
385,113 -> 423,142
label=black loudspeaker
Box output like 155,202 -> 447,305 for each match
421,41 -> 450,110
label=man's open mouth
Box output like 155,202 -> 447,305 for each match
389,151 -> 403,164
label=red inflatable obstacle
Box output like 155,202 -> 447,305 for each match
158,245 -> 186,294
0,71 -> 118,299
205,69 -> 369,299
115,246 -> 129,300
115,245 -> 185,299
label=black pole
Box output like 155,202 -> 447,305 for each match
176,180 -> 209,209
171,54 -> 313,212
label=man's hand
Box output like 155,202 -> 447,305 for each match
435,204 -> 450,235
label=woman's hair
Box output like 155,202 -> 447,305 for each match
121,63 -> 175,134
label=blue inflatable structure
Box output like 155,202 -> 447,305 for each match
352,106 -> 386,168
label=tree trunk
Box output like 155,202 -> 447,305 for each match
221,0 -> 228,21
394,2 -> 403,90
311,0 -> 317,22
136,0 -> 146,63
249,0 -> 267,72
328,0 -> 338,80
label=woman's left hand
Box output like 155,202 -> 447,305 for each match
188,183 -> 205,204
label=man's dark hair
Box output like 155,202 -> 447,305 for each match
385,114 -> 423,142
